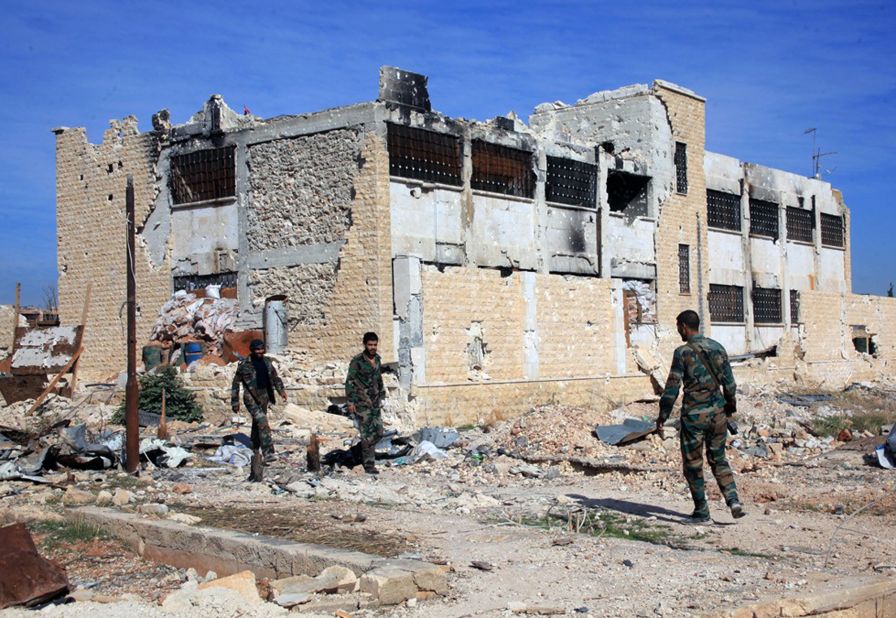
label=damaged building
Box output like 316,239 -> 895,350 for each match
54,67 -> 896,424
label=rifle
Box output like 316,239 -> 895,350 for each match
686,342 -> 739,435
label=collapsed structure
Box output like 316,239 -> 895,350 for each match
54,67 -> 895,424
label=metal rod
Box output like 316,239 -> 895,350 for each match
125,176 -> 139,474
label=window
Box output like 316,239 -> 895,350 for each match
752,287 -> 782,324
173,272 -> 238,293
707,189 -> 741,231
170,146 -> 236,205
607,171 -> 650,215
678,244 -> 690,294
386,124 -> 462,186
790,289 -> 800,323
786,207 -> 814,243
709,284 -> 744,323
545,156 -> 596,208
749,198 -> 779,239
674,142 -> 687,194
471,141 -> 535,198
820,213 -> 844,247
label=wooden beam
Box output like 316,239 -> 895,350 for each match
69,284 -> 92,395
26,347 -> 82,415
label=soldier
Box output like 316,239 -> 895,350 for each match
656,310 -> 746,523
345,332 -> 385,475
231,339 -> 287,464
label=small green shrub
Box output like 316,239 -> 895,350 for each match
114,366 -> 202,424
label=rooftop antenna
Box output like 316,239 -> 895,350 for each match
804,128 -> 837,179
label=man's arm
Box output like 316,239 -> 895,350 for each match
230,365 -> 241,412
345,358 -> 374,412
657,347 -> 684,426
718,348 -> 737,414
376,361 -> 385,407
270,361 -> 287,401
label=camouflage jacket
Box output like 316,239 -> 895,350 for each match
231,356 -> 285,411
345,352 -> 385,409
659,335 -> 736,422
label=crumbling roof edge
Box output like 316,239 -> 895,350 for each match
652,79 -> 706,102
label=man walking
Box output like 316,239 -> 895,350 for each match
231,339 -> 287,464
656,310 -> 746,523
345,332 -> 385,474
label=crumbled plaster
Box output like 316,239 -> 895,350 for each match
247,128 -> 363,251
248,263 -> 339,328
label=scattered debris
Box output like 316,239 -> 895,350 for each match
595,419 -> 655,446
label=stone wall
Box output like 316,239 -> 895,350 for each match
55,119 -> 171,379
247,129 -> 362,251
652,83 -> 709,360
246,129 -> 394,365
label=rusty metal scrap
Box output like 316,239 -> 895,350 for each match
0,523 -> 70,609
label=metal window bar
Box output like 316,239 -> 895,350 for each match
752,287 -> 782,324
678,244 -> 690,294
471,140 -> 535,198
820,213 -> 844,247
172,272 -> 238,293
708,284 -> 744,323
545,156 -> 596,208
170,146 -> 236,205
707,189 -> 742,231
790,289 -> 800,323
749,198 -> 779,239
386,124 -> 462,186
674,142 -> 688,194
786,207 -> 814,243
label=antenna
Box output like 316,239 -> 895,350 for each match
804,128 -> 836,179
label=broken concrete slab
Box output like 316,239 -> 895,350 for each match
197,569 -> 261,604
67,505 -> 447,605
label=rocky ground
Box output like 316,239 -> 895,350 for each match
1,377 -> 895,617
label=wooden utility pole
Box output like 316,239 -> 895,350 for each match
125,176 -> 139,474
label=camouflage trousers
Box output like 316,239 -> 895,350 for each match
356,406 -> 384,469
245,394 -> 275,458
680,408 -> 739,516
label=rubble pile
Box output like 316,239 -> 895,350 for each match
150,291 -> 239,357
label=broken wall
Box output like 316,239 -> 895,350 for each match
55,119 -> 171,378
246,128 -> 394,364
651,82 -> 709,360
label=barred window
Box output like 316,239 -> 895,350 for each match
709,284 -> 744,323
546,156 -> 596,208
674,142 -> 688,194
752,287 -> 782,324
820,213 -> 844,247
471,141 -> 535,198
678,244 -> 690,294
790,289 -> 801,323
173,272 -> 237,293
749,198 -> 779,239
387,124 -> 462,186
786,207 -> 814,243
707,189 -> 742,231
170,146 -> 236,205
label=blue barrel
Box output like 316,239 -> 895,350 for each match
183,341 -> 203,366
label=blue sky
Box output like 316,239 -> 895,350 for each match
1,0 -> 893,305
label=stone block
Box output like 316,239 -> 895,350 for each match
197,569 -> 260,604
359,566 -> 417,605
62,488 -> 94,507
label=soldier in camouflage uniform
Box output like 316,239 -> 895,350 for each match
345,332 -> 385,474
656,310 -> 746,523
231,339 -> 287,464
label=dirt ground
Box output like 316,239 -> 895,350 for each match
2,380 -> 895,616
